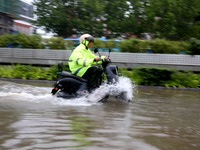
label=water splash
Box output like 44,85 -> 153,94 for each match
0,77 -> 134,106
0,81 -> 92,106
87,76 -> 134,102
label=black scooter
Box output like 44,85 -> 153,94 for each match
51,49 -> 121,102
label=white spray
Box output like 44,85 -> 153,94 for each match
0,77 -> 134,106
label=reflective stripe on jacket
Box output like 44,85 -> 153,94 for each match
68,44 -> 99,77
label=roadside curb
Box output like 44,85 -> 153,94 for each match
0,78 -> 55,84
1,78 -> 200,91
138,85 -> 200,92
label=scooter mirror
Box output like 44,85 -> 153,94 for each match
94,48 -> 98,53
58,61 -> 63,71
108,48 -> 111,58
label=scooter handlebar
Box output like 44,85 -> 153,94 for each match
94,57 -> 111,63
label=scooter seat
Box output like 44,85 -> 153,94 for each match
61,71 -> 87,82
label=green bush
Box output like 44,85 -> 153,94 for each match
92,39 -> 104,49
104,40 -> 115,50
44,37 -> 66,50
187,38 -> 200,55
0,64 -> 69,80
93,39 -> 121,52
0,64 -> 43,80
147,39 -> 180,54
118,67 -> 200,88
0,34 -> 69,50
119,38 -> 189,54
1,34 -> 193,54
65,40 -> 75,50
133,67 -> 176,86
119,39 -> 141,53
0,66 -> 13,78
167,72 -> 200,88
0,33 -> 43,49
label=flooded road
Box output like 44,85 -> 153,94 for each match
0,80 -> 200,150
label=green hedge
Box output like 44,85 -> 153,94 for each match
0,34 -> 199,55
119,67 -> 200,88
119,39 -> 189,54
0,33 -> 43,49
0,64 -> 70,80
0,33 -> 67,50
187,38 -> 200,55
119,39 -> 142,53
92,39 -> 119,51
44,37 -> 66,50
0,65 -> 199,88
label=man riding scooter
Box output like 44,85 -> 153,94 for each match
51,34 -> 128,102
68,34 -> 108,92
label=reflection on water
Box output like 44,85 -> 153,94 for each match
0,81 -> 200,150
67,117 -> 95,148
134,89 -> 200,150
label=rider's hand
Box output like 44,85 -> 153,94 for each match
104,57 -> 111,62
94,57 -> 101,62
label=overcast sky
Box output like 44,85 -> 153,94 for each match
21,0 -> 33,5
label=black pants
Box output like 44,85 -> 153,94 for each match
82,66 -> 104,90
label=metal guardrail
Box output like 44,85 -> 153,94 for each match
0,48 -> 200,71
0,48 -> 72,65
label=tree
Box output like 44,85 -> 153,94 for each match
33,0 -> 105,37
33,0 -> 200,40
102,0 -> 129,38
142,0 -> 200,40
123,0 -> 150,37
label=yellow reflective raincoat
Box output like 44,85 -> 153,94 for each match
68,43 -> 105,77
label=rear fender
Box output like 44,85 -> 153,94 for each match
51,80 -> 62,95
52,77 -> 87,95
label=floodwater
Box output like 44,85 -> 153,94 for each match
0,79 -> 200,150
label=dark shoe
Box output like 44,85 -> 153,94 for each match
87,86 -> 99,93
